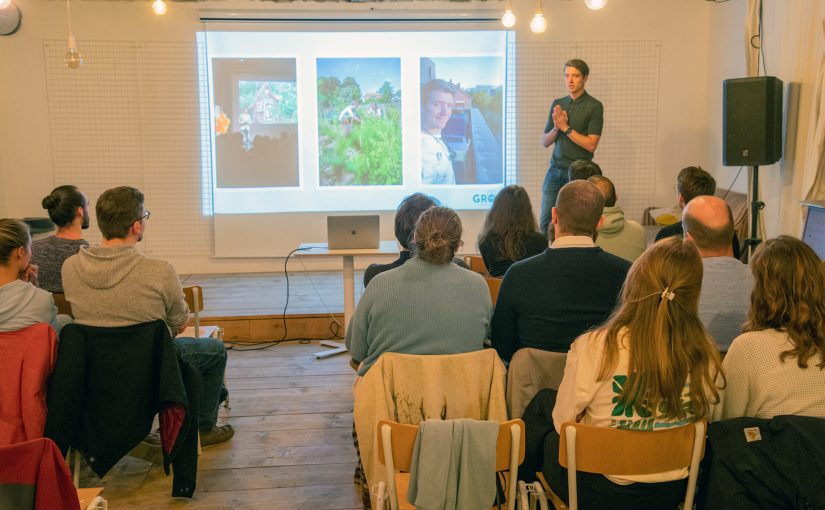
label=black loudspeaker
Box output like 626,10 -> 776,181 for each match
723,76 -> 783,166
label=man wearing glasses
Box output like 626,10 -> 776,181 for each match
62,186 -> 234,449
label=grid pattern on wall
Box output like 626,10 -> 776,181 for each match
513,40 -> 661,224
44,38 -> 658,262
44,40 -> 213,258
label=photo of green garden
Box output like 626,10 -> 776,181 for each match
317,58 -> 402,186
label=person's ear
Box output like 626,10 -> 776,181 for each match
596,215 -> 605,231
551,207 -> 559,225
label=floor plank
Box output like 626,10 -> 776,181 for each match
79,341 -> 361,508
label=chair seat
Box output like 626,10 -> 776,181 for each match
176,325 -> 220,339
77,487 -> 104,510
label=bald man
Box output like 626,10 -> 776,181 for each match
588,175 -> 646,262
491,181 -> 630,362
682,195 -> 754,351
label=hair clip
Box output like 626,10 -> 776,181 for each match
661,287 -> 676,301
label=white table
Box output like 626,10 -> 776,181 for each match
296,241 -> 399,358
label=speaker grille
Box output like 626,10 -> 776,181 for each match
722,76 -> 783,166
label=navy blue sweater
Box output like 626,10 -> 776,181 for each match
491,246 -> 630,361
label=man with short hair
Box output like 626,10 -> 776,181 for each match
655,165 -> 741,258
539,59 -> 604,236
491,180 -> 630,362
62,186 -> 233,448
682,195 -> 753,351
568,159 -> 602,181
588,175 -> 646,262
420,79 -> 457,185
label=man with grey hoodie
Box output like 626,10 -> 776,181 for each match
588,175 -> 646,262
62,186 -> 233,448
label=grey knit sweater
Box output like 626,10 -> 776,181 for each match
345,257 -> 492,376
62,245 -> 188,333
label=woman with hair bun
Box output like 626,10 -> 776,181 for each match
0,219 -> 58,332
345,206 -> 491,375
717,235 -> 825,420
31,185 -> 89,293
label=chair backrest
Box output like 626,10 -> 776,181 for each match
182,286 -> 203,337
463,255 -> 489,276
0,324 -> 58,446
377,419 -> 525,510
51,292 -> 73,318
559,421 -> 706,510
505,348 -> 567,419
485,276 -> 503,305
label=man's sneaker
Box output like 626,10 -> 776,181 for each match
200,424 -> 234,447
142,431 -> 161,447
129,441 -> 163,465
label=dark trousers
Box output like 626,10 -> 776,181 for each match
521,389 -> 688,510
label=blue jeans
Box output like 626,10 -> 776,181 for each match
174,336 -> 227,433
539,164 -> 570,237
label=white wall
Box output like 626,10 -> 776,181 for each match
1,0 -> 724,273
703,0 -> 825,240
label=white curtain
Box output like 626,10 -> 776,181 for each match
804,18 -> 825,203
745,0 -> 760,78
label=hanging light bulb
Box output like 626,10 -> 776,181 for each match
501,0 -> 516,28
501,9 -> 516,28
64,0 -> 83,69
585,0 -> 607,10
0,0 -> 12,10
152,0 -> 167,16
530,0 -> 547,34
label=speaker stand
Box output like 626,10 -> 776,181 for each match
745,165 -> 765,258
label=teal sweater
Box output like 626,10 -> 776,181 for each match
345,257 -> 492,376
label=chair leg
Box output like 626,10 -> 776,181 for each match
73,448 -> 80,487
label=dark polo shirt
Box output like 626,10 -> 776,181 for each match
544,91 -> 604,168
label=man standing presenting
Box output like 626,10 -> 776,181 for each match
539,59 -> 603,236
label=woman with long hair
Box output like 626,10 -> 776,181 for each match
521,237 -> 723,509
478,185 -> 547,277
717,236 -> 825,419
0,219 -> 57,332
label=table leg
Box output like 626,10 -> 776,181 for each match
314,254 -> 354,359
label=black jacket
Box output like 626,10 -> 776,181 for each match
44,320 -> 199,497
699,415 -> 825,510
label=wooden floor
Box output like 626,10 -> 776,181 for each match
79,341 -> 362,509
180,271 -> 366,317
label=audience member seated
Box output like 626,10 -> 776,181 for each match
477,185 -> 547,277
31,185 -> 89,293
682,195 -> 753,351
346,206 -> 490,376
61,186 -> 233,449
655,165 -> 740,258
715,236 -> 825,420
363,193 -> 469,287
568,158 -> 602,181
588,175 -> 646,262
491,180 -> 630,362
521,237 -> 723,509
0,219 -> 57,333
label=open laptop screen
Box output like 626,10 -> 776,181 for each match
802,205 -> 825,260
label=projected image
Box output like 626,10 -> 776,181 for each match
420,57 -> 504,185
317,58 -> 402,186
213,58 -> 300,188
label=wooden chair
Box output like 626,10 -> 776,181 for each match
545,421 -> 707,510
52,292 -> 73,318
179,285 -> 228,412
485,276 -> 503,305
376,419 -> 526,510
464,255 -> 489,276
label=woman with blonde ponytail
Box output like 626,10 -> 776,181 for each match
520,237 -> 723,509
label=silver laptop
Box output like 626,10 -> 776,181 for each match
327,215 -> 380,250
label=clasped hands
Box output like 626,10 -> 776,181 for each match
19,264 -> 38,286
552,105 -> 570,133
